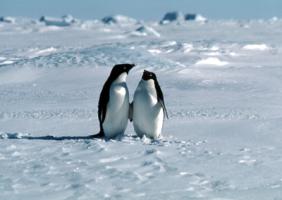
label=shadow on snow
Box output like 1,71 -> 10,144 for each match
0,133 -> 101,141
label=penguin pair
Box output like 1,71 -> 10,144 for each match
95,64 -> 168,140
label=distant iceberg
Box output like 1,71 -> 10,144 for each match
131,25 -> 161,37
39,15 -> 77,27
0,16 -> 15,23
160,11 -> 184,25
160,12 -> 207,24
185,14 -> 197,21
101,15 -> 137,25
185,14 -> 207,22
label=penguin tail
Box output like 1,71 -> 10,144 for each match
129,102 -> 133,122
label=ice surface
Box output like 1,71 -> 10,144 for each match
1,16 -> 282,200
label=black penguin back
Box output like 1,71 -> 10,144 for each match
153,77 -> 169,119
97,64 -> 135,136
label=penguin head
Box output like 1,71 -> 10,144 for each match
110,63 -> 135,77
142,70 -> 157,81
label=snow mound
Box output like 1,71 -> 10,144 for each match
147,49 -> 162,54
195,57 -> 229,66
0,60 -> 15,66
131,25 -> 161,37
0,16 -> 15,23
269,17 -> 279,23
160,11 -> 184,25
25,47 -> 58,59
39,15 -> 77,27
101,15 -> 137,25
182,43 -> 194,53
242,44 -> 270,51
0,56 -> 16,66
79,20 -> 100,29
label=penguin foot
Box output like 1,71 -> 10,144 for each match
89,132 -> 104,139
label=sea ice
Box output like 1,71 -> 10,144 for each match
0,15 -> 282,200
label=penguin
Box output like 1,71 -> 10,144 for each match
131,70 -> 168,139
95,63 -> 135,139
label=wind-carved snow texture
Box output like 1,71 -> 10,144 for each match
1,16 -> 282,200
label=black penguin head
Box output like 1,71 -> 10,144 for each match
142,70 -> 157,81
110,63 -> 135,77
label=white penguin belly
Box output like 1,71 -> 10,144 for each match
133,91 -> 164,139
103,84 -> 129,138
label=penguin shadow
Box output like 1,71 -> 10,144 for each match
1,133 -> 100,141
1,133 -> 165,143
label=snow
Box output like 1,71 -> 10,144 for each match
0,60 -> 15,66
1,16 -> 282,200
195,57 -> 229,67
242,44 -> 270,51
194,14 -> 208,23
25,47 -> 58,58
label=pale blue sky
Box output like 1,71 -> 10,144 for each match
1,0 -> 282,20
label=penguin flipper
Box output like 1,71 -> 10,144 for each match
154,77 -> 168,119
129,102 -> 133,122
159,99 -> 169,119
98,78 -> 111,124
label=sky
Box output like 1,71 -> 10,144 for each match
1,0 -> 282,20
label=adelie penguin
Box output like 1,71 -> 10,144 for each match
94,63 -> 135,139
131,70 -> 168,139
